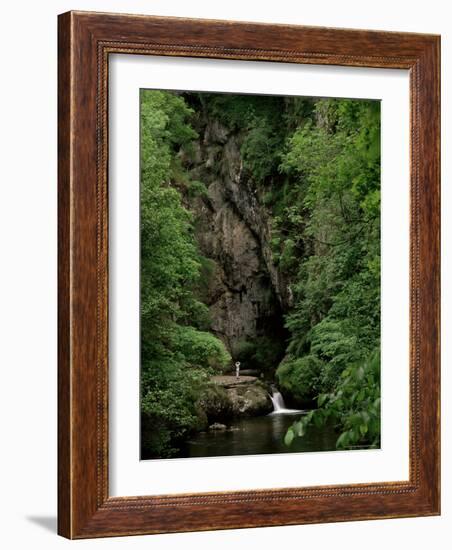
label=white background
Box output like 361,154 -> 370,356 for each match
110,56 -> 409,496
0,1 -> 450,549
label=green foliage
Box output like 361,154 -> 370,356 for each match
279,100 -> 380,362
141,356 -> 208,458
140,90 -> 202,333
173,326 -> 231,372
140,90 -> 232,458
278,238 -> 298,272
286,351 -> 381,449
240,118 -> 283,181
186,179 -> 209,198
276,355 -> 324,405
277,98 -> 381,448
201,93 -> 313,186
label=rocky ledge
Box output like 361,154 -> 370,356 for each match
212,375 -> 273,417
197,375 -> 273,424
211,375 -> 259,388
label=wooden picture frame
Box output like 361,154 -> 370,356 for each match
58,10 -> 440,538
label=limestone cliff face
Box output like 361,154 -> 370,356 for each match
180,115 -> 289,359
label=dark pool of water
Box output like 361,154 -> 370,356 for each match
175,411 -> 339,459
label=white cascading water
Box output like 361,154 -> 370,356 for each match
269,388 -> 302,415
270,391 -> 286,412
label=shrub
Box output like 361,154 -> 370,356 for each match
187,179 -> 209,198
276,355 -> 324,405
285,350 -> 381,449
173,326 -> 231,372
140,356 -> 208,458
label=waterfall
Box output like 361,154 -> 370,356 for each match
269,388 -> 302,415
270,391 -> 286,412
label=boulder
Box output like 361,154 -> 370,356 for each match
197,383 -> 233,423
226,381 -> 273,416
209,423 -> 227,431
200,376 -> 273,420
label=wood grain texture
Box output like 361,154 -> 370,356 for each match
57,10 -> 72,538
57,10 -> 440,539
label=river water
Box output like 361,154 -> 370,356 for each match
176,411 -> 338,458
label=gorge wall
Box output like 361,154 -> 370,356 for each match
179,110 -> 290,366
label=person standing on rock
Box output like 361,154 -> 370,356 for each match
235,361 -> 241,379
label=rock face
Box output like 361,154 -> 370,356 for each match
180,113 -> 289,359
227,382 -> 273,416
198,376 -> 273,422
197,383 -> 233,424
211,376 -> 273,417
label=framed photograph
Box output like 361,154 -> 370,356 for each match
58,11 -> 440,538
